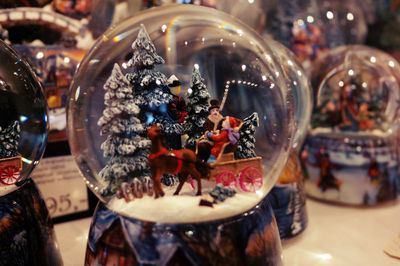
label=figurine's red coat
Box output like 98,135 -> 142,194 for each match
210,131 -> 229,157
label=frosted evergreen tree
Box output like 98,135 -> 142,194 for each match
184,66 -> 211,150
126,24 -> 166,87
98,63 -> 151,197
145,85 -> 184,149
235,112 -> 259,159
0,120 -> 20,159
126,24 -> 183,150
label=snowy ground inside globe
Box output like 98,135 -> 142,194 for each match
107,180 -> 265,223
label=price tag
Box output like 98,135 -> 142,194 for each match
31,155 -> 88,218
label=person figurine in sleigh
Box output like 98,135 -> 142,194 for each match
197,98 -> 224,161
206,116 -> 241,164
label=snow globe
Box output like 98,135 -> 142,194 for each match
0,40 -> 62,265
265,0 -> 367,70
68,5 -> 295,265
0,5 -> 96,141
265,40 -> 312,239
301,45 -> 400,205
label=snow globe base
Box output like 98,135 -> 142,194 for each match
0,178 -> 63,266
301,133 -> 400,205
267,151 -> 308,240
85,198 -> 282,266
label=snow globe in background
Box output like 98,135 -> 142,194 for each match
264,0 -> 367,70
68,5 -> 296,265
301,45 -> 400,205
131,0 -> 368,71
265,39 -> 312,240
0,40 -> 62,265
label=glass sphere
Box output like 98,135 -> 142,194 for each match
318,0 -> 367,47
0,40 -> 48,196
302,45 -> 400,205
309,45 -> 400,135
121,2 -> 312,150
268,39 -> 312,150
136,1 -> 367,69
68,5 -> 295,223
264,0 -> 367,68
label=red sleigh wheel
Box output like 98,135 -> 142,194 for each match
239,167 -> 262,192
216,171 -> 237,189
0,165 -> 21,185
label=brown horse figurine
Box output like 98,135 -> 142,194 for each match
148,125 -> 209,198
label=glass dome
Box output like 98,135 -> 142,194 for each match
0,40 -> 48,196
267,38 -> 312,150
302,45 -> 400,205
309,45 -> 400,136
136,1 -> 367,69
68,5 -> 295,223
264,0 -> 367,69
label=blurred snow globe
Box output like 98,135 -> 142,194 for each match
68,4 -> 295,223
309,45 -> 400,135
263,0 -> 367,70
264,39 -> 312,239
301,45 -> 400,205
136,0 -> 367,70
267,39 -> 312,150
0,40 -> 48,196
318,0 -> 367,46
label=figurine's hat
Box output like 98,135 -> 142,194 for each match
209,98 -> 220,111
167,75 -> 181,87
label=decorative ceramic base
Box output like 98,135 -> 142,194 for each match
268,183 -> 308,240
301,133 -> 400,205
267,152 -> 308,240
85,198 -> 282,266
0,178 -> 63,266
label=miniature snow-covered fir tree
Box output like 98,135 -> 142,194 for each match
99,24 -> 192,196
126,24 -> 183,150
184,66 -> 211,150
126,24 -> 167,89
0,120 -> 20,159
235,112 -> 259,159
98,63 -> 151,197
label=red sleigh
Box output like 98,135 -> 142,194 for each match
196,121 -> 263,193
210,152 -> 263,192
0,156 -> 22,185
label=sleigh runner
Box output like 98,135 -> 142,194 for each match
0,156 -> 22,185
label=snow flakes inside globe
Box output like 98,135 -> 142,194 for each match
0,40 -> 48,196
68,5 -> 295,223
310,45 -> 400,135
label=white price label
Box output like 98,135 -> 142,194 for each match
31,155 -> 88,218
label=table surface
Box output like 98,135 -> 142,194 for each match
54,198 -> 400,266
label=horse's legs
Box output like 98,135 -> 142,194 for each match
174,173 -> 187,195
152,168 -> 165,198
191,168 -> 202,196
154,174 -> 165,198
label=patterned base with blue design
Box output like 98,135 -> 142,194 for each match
0,178 -> 63,266
85,197 -> 282,266
301,134 -> 400,205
